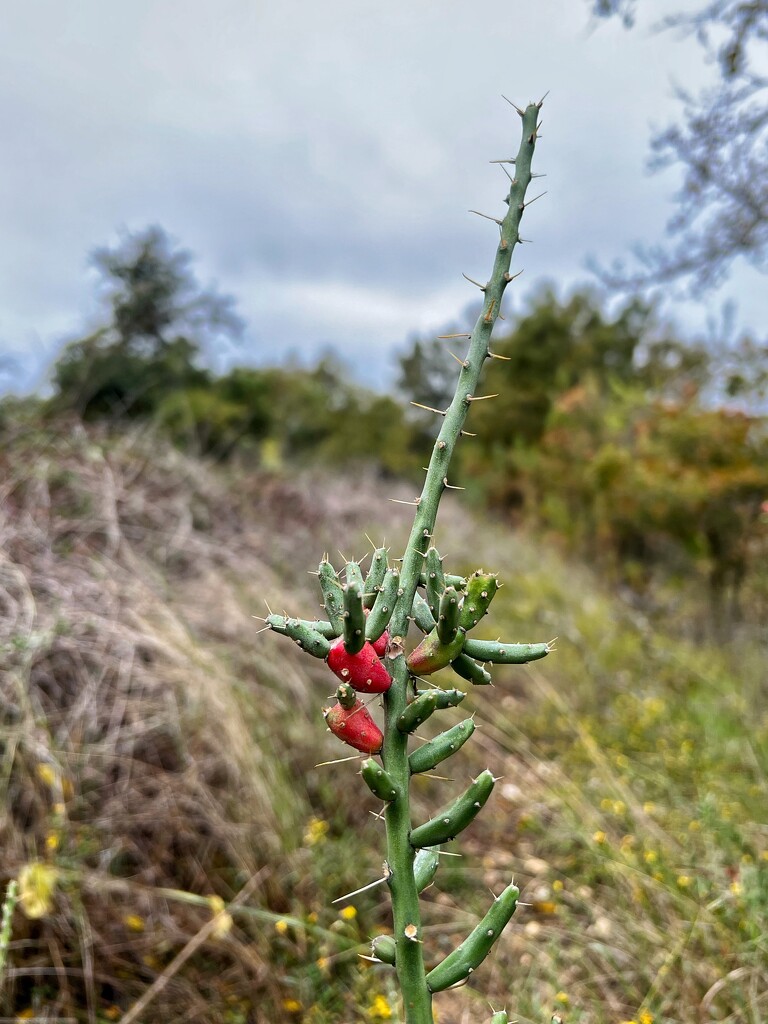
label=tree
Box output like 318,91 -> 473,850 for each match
591,1 -> 768,294
51,226 -> 243,419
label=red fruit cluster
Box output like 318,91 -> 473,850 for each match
324,700 -> 383,754
327,637 -> 391,694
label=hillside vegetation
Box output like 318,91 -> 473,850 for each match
1,412 -> 765,1024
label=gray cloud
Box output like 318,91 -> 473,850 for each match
1,0 -> 764,394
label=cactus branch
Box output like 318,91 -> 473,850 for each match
376,102 -> 541,1024
262,99 -> 545,1024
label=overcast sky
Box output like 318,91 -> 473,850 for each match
1,0 -> 765,393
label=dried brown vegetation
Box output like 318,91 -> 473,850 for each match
0,415 -> 420,1022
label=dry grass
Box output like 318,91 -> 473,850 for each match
0,415 -> 420,1022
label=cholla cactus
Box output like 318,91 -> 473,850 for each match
264,98 -> 550,1024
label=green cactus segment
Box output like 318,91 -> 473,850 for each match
413,847 -> 440,893
425,881 -> 520,993
408,719 -> 476,774
342,582 -> 367,654
371,934 -> 397,965
266,614 -> 337,640
409,769 -> 495,848
361,758 -> 400,802
436,586 -> 462,645
265,615 -> 330,658
397,688 -> 466,733
424,548 -> 445,619
365,567 -> 401,642
490,1014 -> 510,1024
462,639 -> 551,664
459,572 -> 499,630
406,626 -> 465,676
319,558 -> 345,633
344,560 -> 365,593
364,547 -> 390,608
336,682 -> 358,709
419,571 -> 466,591
411,591 -> 436,634
450,653 -> 493,686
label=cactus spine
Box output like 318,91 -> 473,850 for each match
264,100 -> 547,1024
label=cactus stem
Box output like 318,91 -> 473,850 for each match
462,272 -> 486,290
332,876 -> 388,903
469,209 -> 503,225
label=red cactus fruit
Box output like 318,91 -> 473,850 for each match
372,630 -> 389,657
324,699 -> 384,754
327,638 -> 392,693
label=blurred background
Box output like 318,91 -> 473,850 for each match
1,1 -> 766,1022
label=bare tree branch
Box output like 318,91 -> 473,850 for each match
591,1 -> 768,294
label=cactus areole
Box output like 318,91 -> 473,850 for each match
264,99 -> 550,1024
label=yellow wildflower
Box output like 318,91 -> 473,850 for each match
303,817 -> 329,846
555,991 -> 569,1004
18,862 -> 58,920
36,763 -> 57,788
208,895 -> 233,939
677,875 -> 692,888
643,850 -> 657,865
639,1010 -> 654,1024
282,998 -> 302,1013
367,994 -> 393,1020
45,831 -> 59,852
339,905 -> 357,921
275,918 -> 289,935
593,830 -> 606,845
123,914 -> 145,933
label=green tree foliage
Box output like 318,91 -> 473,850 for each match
50,226 -> 241,419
